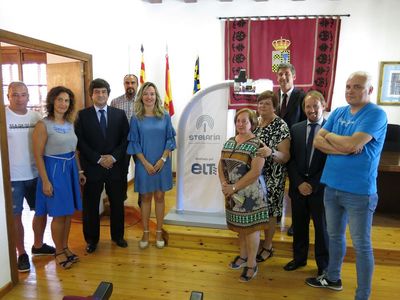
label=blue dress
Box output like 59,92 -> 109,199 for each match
35,119 -> 82,217
127,112 -> 176,193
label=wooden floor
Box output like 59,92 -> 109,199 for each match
3,184 -> 400,300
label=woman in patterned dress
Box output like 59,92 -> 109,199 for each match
253,90 -> 291,262
219,108 -> 268,282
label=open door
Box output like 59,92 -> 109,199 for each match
0,29 -> 92,287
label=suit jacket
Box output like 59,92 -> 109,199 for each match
288,119 -> 327,198
277,88 -> 306,129
75,106 -> 129,182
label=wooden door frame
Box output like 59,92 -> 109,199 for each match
0,29 -> 93,285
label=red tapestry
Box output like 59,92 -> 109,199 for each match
225,18 -> 341,111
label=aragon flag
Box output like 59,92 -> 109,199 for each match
140,44 -> 146,84
164,53 -> 175,116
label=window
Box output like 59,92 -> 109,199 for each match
1,46 -> 47,113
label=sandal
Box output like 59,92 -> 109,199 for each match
256,246 -> 274,262
239,265 -> 258,282
55,252 -> 73,270
64,247 -> 79,263
229,256 -> 247,270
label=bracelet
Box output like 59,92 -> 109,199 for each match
79,170 -> 84,174
232,185 -> 236,192
161,157 -> 167,163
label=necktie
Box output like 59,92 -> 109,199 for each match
280,94 -> 288,117
99,109 -> 107,137
306,123 -> 318,168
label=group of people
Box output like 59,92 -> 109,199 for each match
6,62 -> 387,299
6,75 -> 176,272
219,64 -> 387,300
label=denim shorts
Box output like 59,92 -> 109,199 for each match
11,178 -> 38,214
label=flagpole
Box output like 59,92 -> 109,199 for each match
140,44 -> 146,84
164,45 -> 175,117
128,45 -> 131,74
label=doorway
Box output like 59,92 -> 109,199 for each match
0,28 -> 93,285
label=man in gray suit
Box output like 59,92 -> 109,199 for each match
284,91 -> 329,276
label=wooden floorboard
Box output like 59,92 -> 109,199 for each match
3,184 -> 400,299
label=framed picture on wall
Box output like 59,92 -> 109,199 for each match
377,61 -> 400,105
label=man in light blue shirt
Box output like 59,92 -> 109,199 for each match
305,71 -> 387,300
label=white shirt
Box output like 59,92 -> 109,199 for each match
280,86 -> 294,110
306,117 -> 324,164
94,105 -> 108,125
6,107 -> 42,181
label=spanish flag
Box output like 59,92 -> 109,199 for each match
193,56 -> 201,94
140,44 -> 146,84
164,53 -> 175,116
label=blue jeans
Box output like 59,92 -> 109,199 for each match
11,178 -> 38,214
324,186 -> 378,300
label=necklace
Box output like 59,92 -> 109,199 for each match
259,116 -> 275,128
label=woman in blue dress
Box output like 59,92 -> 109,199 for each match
33,86 -> 85,269
127,82 -> 176,249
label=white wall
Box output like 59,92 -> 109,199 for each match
0,0 -> 399,289
1,0 -> 399,123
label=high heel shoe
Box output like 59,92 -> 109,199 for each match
256,246 -> 274,262
239,265 -> 258,282
139,230 -> 149,249
55,252 -> 73,270
64,247 -> 79,263
155,230 -> 165,249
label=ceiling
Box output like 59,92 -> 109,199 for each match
144,0 -> 340,3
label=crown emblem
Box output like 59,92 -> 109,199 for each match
272,37 -> 291,51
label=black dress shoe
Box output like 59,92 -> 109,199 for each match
283,260 -> 307,271
112,238 -> 128,248
287,225 -> 294,236
86,243 -> 97,253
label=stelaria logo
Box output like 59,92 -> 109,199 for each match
189,115 -> 221,141
196,115 -> 214,132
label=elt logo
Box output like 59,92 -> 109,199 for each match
191,163 -> 217,175
196,115 -> 214,132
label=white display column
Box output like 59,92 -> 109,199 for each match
165,81 -> 234,228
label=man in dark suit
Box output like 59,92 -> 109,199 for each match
284,90 -> 329,276
75,78 -> 129,253
276,63 -> 307,236
276,63 -> 306,129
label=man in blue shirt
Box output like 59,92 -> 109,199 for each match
305,72 -> 387,300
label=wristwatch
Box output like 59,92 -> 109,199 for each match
161,157 -> 167,163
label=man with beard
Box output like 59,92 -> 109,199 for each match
111,74 -> 139,204
111,74 -> 138,121
284,91 -> 329,277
